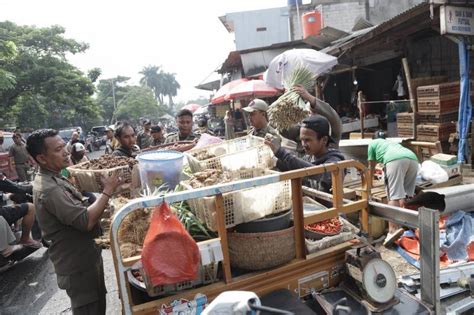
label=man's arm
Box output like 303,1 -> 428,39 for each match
293,85 -> 342,145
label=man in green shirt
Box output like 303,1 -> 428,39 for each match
368,138 -> 418,243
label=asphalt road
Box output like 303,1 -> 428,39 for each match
0,249 -> 122,315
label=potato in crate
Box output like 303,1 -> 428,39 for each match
181,168 -> 291,231
67,155 -> 140,194
185,135 -> 275,172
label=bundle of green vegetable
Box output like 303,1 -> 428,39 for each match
172,201 -> 216,241
268,65 -> 316,130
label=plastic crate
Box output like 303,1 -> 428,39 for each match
181,169 -> 292,231
67,162 -> 140,194
135,261 -> 219,298
186,135 -> 275,172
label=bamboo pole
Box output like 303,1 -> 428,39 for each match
402,57 -> 417,139
357,91 -> 365,138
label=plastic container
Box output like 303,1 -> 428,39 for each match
302,11 -> 323,38
181,169 -> 291,231
137,150 -> 184,192
235,209 -> 292,233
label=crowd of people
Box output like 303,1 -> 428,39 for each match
0,85 -> 421,314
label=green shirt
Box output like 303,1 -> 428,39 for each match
367,139 -> 418,164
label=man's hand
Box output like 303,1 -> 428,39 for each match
292,84 -> 314,104
101,171 -> 123,195
264,134 -> 281,154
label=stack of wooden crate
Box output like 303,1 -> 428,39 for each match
396,112 -> 415,138
415,81 -> 461,142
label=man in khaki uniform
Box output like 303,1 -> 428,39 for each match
27,129 -> 121,315
9,133 -> 34,181
165,109 -> 198,143
243,99 -> 281,141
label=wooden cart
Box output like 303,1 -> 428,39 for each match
110,160 -> 370,315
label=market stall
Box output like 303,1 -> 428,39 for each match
105,135 -> 370,314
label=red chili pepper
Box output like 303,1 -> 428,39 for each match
305,217 -> 341,234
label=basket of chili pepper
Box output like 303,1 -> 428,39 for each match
304,217 -> 342,240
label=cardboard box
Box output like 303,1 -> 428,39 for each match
430,153 -> 457,166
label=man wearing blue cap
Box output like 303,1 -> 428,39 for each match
265,115 -> 344,193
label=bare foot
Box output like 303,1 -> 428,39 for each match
20,239 -> 42,248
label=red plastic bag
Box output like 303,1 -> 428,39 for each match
141,203 -> 200,286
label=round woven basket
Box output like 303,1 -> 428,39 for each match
228,226 -> 295,271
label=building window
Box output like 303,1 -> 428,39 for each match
256,27 -> 267,32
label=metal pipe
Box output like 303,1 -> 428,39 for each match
425,184 -> 474,213
368,201 -> 419,229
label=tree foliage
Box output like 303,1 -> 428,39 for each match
114,86 -> 165,122
139,65 -> 180,106
0,21 -> 100,129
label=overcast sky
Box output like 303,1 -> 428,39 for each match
0,0 -> 290,103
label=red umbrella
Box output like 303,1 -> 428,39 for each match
224,79 -> 281,100
211,78 -> 248,104
182,103 -> 201,113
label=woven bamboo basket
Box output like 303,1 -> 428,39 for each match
228,226 -> 295,271
67,162 -> 140,194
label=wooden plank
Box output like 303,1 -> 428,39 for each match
215,194 -> 232,283
331,168 -> 344,209
291,178 -> 306,259
123,255 -> 141,268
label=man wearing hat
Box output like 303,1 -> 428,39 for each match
137,119 -> 153,149
243,99 -> 281,141
265,115 -> 345,194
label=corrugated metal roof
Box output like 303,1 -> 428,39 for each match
303,26 -> 349,49
324,2 -> 433,56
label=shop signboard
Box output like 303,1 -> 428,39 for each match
440,5 -> 474,36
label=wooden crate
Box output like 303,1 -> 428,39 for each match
417,81 -> 461,99
396,112 -> 414,124
418,112 -> 458,125
396,113 -> 415,137
417,96 -> 459,114
416,123 -> 456,142
410,76 -> 448,101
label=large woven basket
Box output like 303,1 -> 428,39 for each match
67,162 -> 140,194
228,226 -> 295,271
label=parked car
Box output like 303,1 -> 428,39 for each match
58,127 -> 84,143
91,126 -> 107,137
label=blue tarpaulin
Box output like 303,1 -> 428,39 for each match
457,40 -> 472,163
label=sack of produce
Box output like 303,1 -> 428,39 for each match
268,66 -> 315,130
141,203 -> 200,286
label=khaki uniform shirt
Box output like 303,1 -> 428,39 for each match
137,131 -> 153,149
164,132 -> 198,144
33,168 -> 101,276
248,124 -> 281,141
9,143 -> 29,164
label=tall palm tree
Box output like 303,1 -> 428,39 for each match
162,72 -> 180,106
139,65 -> 163,104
